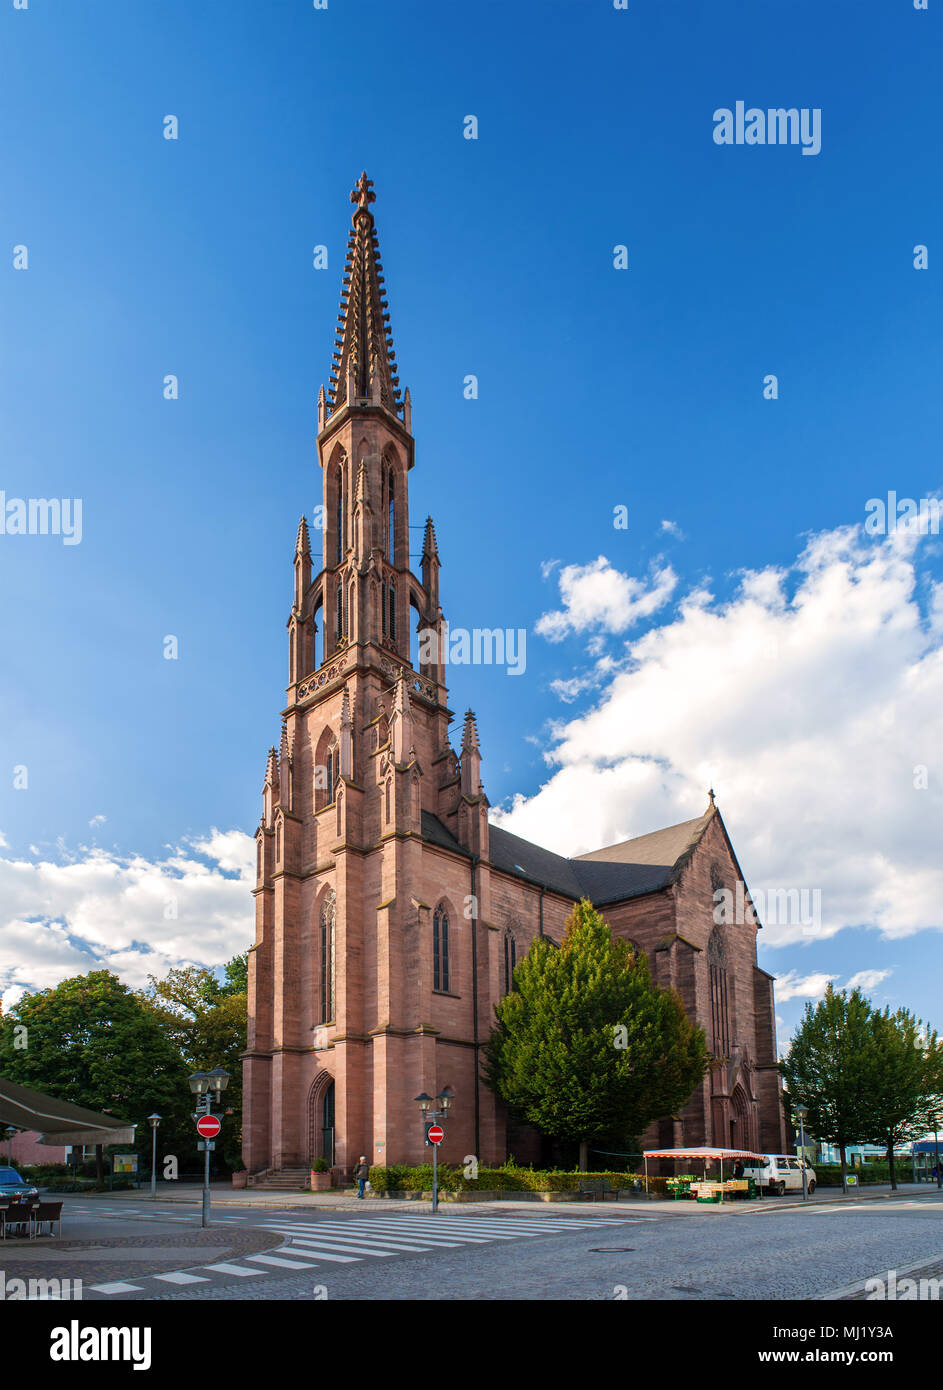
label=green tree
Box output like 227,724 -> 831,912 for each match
483,899 -> 709,1170
0,971 -> 190,1180
138,954 -> 247,1170
781,985 -> 878,1192
865,1008 -> 942,1190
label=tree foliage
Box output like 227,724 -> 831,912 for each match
483,899 -> 709,1168
0,970 -> 191,1164
782,985 -> 943,1190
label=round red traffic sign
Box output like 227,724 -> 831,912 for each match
427,1125 -> 444,1144
196,1115 -> 221,1139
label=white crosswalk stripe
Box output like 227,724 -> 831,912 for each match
87,1212 -> 641,1295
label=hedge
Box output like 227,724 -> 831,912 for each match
812,1163 -> 923,1187
366,1164 -> 656,1194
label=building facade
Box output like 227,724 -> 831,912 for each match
241,175 -> 786,1179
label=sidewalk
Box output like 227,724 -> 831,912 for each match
57,1180 -> 943,1215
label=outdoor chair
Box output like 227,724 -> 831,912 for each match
33,1201 -> 63,1238
0,1203 -> 34,1238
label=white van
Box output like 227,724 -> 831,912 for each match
741,1154 -> 816,1196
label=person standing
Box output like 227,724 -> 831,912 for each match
354,1156 -> 370,1199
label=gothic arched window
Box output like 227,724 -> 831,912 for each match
333,461 -> 344,558
708,926 -> 731,1058
319,893 -> 336,1024
503,930 -> 517,995
326,742 -> 339,804
388,468 -> 395,565
388,583 -> 396,643
335,581 -> 343,640
433,906 -> 450,992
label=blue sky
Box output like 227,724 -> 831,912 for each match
1,0 -> 941,1048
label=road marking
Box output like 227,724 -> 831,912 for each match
247,1254 -> 322,1270
200,1261 -> 265,1277
89,1281 -> 144,1294
274,1244 -> 360,1263
284,1236 -> 401,1257
153,1271 -> 210,1285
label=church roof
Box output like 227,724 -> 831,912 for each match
420,807 -> 717,906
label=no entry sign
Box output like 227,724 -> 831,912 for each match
196,1115 -> 221,1139
427,1125 -> 444,1145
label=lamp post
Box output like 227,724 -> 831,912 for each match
147,1114 -> 161,1199
189,1068 -> 230,1228
794,1105 -> 809,1201
4,1126 -> 16,1165
414,1088 -> 454,1214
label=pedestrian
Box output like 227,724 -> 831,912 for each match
354,1155 -> 370,1199
733,1160 -> 744,1179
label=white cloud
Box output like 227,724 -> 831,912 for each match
0,831 -> 7,849
773,971 -> 837,1003
0,830 -> 255,1000
844,969 -> 892,995
88,814 -> 106,829
495,523 -> 943,946
660,519 -> 685,540
535,556 -> 677,642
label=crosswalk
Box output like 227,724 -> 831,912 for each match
64,1205 -> 248,1225
88,1213 -> 645,1296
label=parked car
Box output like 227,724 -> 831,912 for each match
0,1166 -> 40,1205
741,1154 -> 816,1196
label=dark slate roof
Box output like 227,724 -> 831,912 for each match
421,809 -> 715,907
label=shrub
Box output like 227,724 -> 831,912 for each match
310,1158 -> 330,1173
365,1165 -> 651,1194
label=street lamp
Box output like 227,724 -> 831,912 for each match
414,1088 -> 455,1214
147,1115 -> 161,1200
4,1126 -> 16,1165
189,1067 -> 230,1228
794,1105 -> 809,1201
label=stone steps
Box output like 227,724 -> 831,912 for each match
247,1169 -> 312,1190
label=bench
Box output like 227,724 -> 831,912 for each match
578,1178 -> 613,1202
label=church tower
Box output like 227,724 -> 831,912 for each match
242,175 -> 495,1179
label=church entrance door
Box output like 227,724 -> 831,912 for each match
321,1082 -> 335,1167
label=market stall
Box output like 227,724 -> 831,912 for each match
642,1146 -> 766,1201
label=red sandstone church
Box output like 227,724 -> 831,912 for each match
242,175 -> 786,1182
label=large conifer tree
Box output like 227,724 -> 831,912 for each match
483,899 -> 709,1169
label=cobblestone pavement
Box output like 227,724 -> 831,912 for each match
0,1210 -> 276,1291
24,1190 -> 938,1301
8,1190 -> 941,1301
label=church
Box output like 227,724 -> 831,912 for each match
241,175 -> 786,1182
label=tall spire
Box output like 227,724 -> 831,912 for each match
327,173 -> 402,418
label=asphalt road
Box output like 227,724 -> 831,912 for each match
12,1190 -> 941,1301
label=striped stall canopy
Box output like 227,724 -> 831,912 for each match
643,1147 -> 766,1161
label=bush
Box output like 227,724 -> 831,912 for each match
310,1158 -> 330,1173
812,1162 -> 917,1187
366,1164 -> 651,1195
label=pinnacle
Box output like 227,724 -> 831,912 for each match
422,516 -> 438,557
462,709 -> 479,750
295,515 -> 311,557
